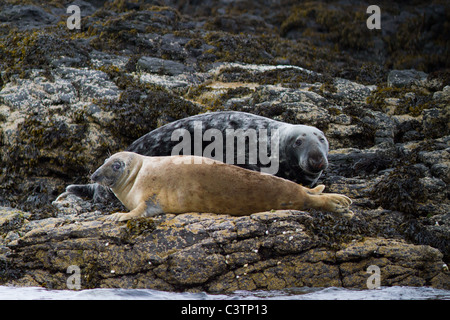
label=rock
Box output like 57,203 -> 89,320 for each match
325,147 -> 392,178
422,108 -> 450,139
2,208 -> 448,291
0,5 -> 59,29
67,0 -> 98,17
0,207 -> 30,234
51,193 -> 97,217
337,238 -> 445,288
0,1 -> 449,293
361,110 -> 398,146
0,72 -> 76,110
333,78 -> 376,102
54,67 -> 121,101
90,50 -> 130,69
387,69 -> 428,88
137,56 -> 194,76
0,67 -> 120,110
432,85 -> 450,101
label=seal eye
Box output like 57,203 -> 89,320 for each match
319,137 -> 325,143
112,162 -> 122,171
294,138 -> 302,147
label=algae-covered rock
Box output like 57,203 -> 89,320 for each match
137,56 -> 194,76
2,209 -> 448,291
387,69 -> 428,88
0,0 -> 449,292
0,5 -> 59,29
0,207 -> 30,235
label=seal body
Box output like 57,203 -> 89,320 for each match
91,152 -> 351,222
64,111 -> 329,203
127,111 -> 329,185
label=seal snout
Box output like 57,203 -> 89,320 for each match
89,156 -> 126,188
90,167 -> 115,188
90,170 -> 101,183
307,152 -> 328,173
90,168 -> 107,185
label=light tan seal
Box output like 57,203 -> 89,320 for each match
91,151 -> 352,221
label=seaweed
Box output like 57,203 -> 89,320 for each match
365,85 -> 436,117
98,84 -> 202,144
0,27 -> 89,81
126,217 -> 157,237
371,165 -> 429,216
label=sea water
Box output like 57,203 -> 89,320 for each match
0,286 -> 449,300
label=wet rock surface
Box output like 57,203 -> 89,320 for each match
0,1 -> 449,291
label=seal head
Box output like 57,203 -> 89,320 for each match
91,153 -> 132,189
280,125 -> 329,186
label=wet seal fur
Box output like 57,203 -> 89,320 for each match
63,111 -> 330,203
91,152 -> 351,222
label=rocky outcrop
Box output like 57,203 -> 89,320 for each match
0,1 -> 449,292
1,203 -> 448,291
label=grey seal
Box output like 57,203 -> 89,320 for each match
62,111 -> 329,203
90,152 -> 350,221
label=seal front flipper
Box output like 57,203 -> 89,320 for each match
105,201 -> 164,222
304,184 -> 325,195
106,202 -> 148,222
304,190 -> 352,214
322,193 -> 352,212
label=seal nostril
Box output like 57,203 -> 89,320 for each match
308,156 -> 326,171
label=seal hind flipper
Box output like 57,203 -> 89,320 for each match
66,183 -> 115,203
66,184 -> 97,198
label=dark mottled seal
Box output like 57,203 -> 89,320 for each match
61,111 -> 329,203
91,152 -> 350,221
